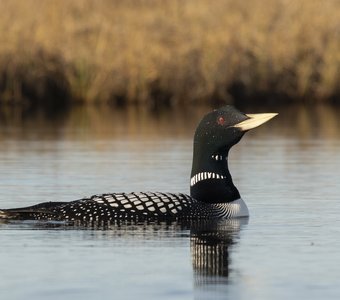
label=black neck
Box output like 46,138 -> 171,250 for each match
190,147 -> 240,203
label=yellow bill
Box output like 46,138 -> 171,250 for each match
233,113 -> 278,131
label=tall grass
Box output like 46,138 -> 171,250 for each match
0,0 -> 339,106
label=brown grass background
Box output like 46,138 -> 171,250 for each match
0,0 -> 339,107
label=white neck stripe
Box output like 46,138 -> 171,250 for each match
190,172 -> 226,187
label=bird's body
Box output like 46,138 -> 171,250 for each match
1,192 -> 249,222
0,106 -> 277,224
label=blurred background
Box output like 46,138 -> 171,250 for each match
0,0 -> 339,109
1,0 -> 340,209
0,0 -> 339,138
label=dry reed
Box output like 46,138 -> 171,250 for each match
0,0 -> 339,106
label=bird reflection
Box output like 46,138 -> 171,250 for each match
189,218 -> 248,287
0,216 -> 248,292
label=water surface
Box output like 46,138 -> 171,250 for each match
0,105 -> 340,299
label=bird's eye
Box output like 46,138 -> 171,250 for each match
217,116 -> 225,125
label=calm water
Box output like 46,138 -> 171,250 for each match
0,105 -> 340,300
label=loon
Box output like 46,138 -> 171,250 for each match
0,106 -> 277,223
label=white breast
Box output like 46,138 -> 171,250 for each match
213,198 -> 249,218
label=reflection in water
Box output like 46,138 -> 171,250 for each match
0,105 -> 206,141
0,217 -> 247,295
82,218 -> 247,295
190,218 -> 248,291
1,104 -> 340,141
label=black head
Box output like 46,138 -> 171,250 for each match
190,105 -> 277,203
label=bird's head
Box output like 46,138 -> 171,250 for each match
190,105 -> 277,203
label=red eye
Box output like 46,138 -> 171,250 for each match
217,116 -> 225,125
